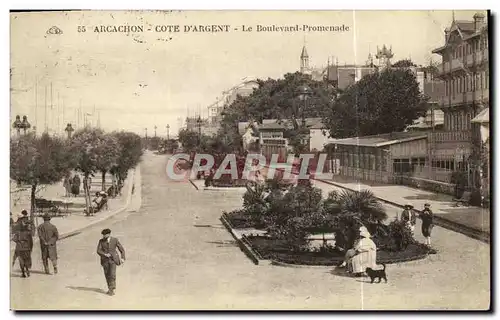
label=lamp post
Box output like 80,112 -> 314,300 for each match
166,124 -> 170,140
196,116 -> 202,147
154,125 -> 157,138
21,116 -> 31,135
13,115 -> 22,136
64,123 -> 74,139
297,84 -> 312,127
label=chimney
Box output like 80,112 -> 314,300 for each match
473,12 -> 486,31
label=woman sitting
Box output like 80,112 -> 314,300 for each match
90,191 -> 108,214
339,226 -> 377,277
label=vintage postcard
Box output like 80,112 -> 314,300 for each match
10,10 -> 490,310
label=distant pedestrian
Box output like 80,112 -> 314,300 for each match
10,212 -> 14,231
401,203 -> 416,233
13,215 -> 33,278
96,229 -> 126,296
37,214 -> 59,275
72,174 -> 81,196
63,174 -> 73,197
420,203 -> 434,246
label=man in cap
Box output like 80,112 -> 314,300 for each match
401,203 -> 416,233
37,214 -> 59,274
96,229 -> 126,296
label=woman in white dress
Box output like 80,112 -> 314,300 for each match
339,226 -> 377,276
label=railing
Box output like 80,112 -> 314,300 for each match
450,94 -> 464,106
450,59 -> 463,71
412,165 -> 453,183
428,130 -> 472,143
466,54 -> 474,67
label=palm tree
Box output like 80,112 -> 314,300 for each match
323,189 -> 388,250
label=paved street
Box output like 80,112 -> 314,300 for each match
11,153 -> 490,310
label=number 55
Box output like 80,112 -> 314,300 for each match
78,26 -> 86,33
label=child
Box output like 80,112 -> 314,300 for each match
420,203 -> 434,246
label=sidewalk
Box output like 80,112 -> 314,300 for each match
318,176 -> 490,235
10,168 -> 140,251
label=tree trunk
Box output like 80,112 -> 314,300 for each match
30,184 -> 37,228
102,170 -> 106,191
83,174 -> 91,215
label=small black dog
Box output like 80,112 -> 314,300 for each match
365,264 -> 387,283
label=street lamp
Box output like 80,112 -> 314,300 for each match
64,123 -> 74,139
297,85 -> 312,126
21,116 -> 31,135
196,116 -> 202,147
13,115 -> 22,136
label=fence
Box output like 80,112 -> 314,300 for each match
412,165 -> 453,184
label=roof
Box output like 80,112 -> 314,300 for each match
238,121 -> 259,135
326,132 -> 427,148
301,45 -> 308,58
258,118 -> 326,131
433,19 -> 483,54
471,108 -> 489,123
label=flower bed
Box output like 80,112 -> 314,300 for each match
246,235 -> 431,266
223,210 -> 266,229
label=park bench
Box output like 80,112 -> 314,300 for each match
452,191 -> 471,207
86,194 -> 109,216
34,198 -> 70,217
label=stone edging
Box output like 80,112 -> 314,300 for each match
219,214 -> 265,266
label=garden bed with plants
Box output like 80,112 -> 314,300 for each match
245,235 -> 431,265
222,178 -> 436,267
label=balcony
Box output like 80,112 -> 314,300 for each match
450,94 -> 465,106
466,54 -> 474,67
428,130 -> 472,144
450,59 -> 464,72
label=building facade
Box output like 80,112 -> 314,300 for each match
431,12 -> 489,189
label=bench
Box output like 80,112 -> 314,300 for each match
452,191 -> 471,207
86,196 -> 109,216
34,198 -> 70,217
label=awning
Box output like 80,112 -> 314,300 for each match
471,108 -> 489,124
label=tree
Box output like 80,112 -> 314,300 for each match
324,68 -> 427,138
95,133 -> 121,191
178,129 -> 199,152
69,128 -> 106,213
392,59 -> 417,68
218,72 -> 338,149
10,133 -> 73,220
323,189 -> 388,250
112,131 -> 143,187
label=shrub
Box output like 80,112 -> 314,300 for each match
388,218 -> 416,251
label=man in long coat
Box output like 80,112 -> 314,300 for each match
37,214 -> 59,274
96,229 -> 126,296
13,215 -> 33,278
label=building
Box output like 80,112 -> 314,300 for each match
431,12 -> 489,189
327,132 -> 428,184
207,79 -> 259,125
257,118 -> 331,160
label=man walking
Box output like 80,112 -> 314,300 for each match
37,214 -> 59,275
96,229 -> 126,296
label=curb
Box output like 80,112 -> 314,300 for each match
315,178 -> 490,244
13,168 -> 138,247
220,214 -> 266,266
188,179 -> 199,190
264,166 -> 489,244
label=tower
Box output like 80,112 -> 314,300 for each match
300,45 -> 309,73
375,44 -> 394,69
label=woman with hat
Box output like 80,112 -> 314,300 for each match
420,203 -> 434,246
339,226 -> 377,276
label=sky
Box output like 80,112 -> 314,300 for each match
10,10 -> 484,136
